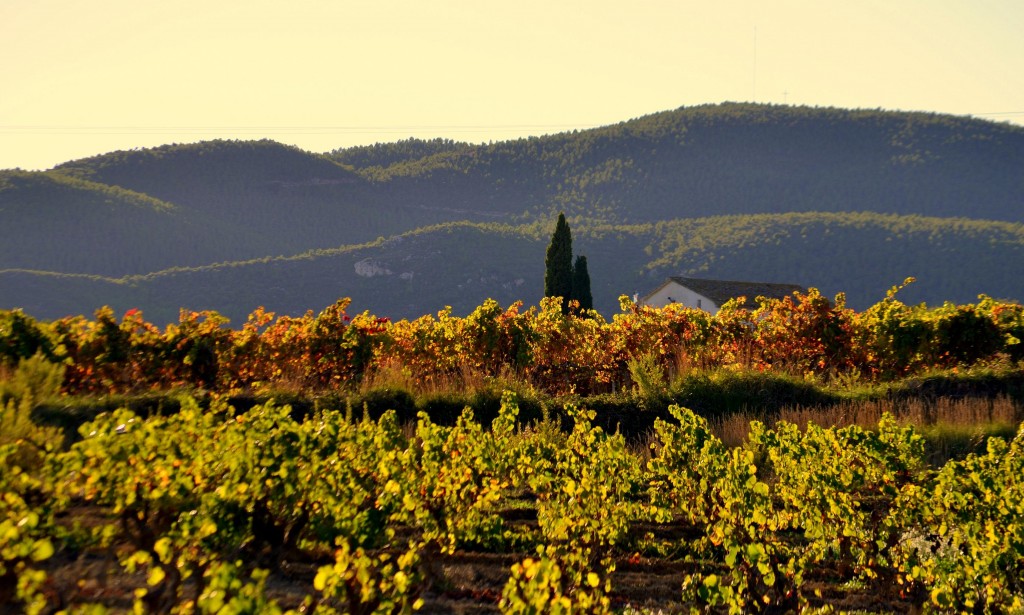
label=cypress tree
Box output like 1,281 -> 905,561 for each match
571,255 -> 593,311
544,212 -> 573,311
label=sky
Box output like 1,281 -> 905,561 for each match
2,0 -> 1022,171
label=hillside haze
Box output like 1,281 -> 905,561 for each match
2,103 -> 1022,322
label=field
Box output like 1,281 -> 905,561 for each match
3,290 -> 1024,613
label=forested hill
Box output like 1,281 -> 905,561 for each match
328,104 -> 1024,223
0,170 -> 248,273
4,104 -> 1023,267
4,213 -> 1022,324
1,103 -> 1023,320
6,140 -> 510,274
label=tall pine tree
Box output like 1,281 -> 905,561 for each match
571,255 -> 593,311
544,212 -> 573,310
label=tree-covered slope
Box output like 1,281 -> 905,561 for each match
330,137 -> 474,169
638,212 -> 1024,307
0,170 -> 251,274
11,104 -> 1019,262
52,139 -> 402,254
54,139 -> 362,200
3,213 -> 1022,324
2,104 -> 1022,320
3,141 -> 511,273
336,104 -> 1024,224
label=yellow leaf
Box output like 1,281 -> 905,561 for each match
153,537 -> 173,563
313,568 -> 330,592
148,567 -> 166,586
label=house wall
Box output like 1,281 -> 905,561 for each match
642,282 -> 719,313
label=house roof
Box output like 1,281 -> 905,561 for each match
644,276 -> 805,309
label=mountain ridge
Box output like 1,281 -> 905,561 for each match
2,103 -> 1022,321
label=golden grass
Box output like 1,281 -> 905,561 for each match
711,395 -> 1022,452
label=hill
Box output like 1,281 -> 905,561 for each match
3,105 -> 1021,271
3,213 -> 1022,324
331,104 -> 1024,224
2,140 -> 514,275
0,170 -> 247,274
1,103 -> 1022,319
53,139 -> 512,257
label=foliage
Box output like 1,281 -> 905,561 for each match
571,254 -> 593,312
544,213 -> 573,311
194,560 -> 285,614
625,351 -> 667,407
0,351 -> 65,405
385,404 -> 519,553
0,387 -> 1020,612
0,310 -> 59,368
542,213 -> 594,316
499,545 -> 614,615
0,444 -> 55,615
2,288 -> 1022,400
328,137 -> 471,169
896,424 -> 1024,612
312,540 -> 425,615
0,353 -> 65,472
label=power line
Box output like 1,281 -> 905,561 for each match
0,123 -> 602,135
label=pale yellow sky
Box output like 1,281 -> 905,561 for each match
2,0 -> 1022,170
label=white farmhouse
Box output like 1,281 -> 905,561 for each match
640,276 -> 805,314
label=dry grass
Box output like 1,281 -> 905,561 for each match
360,360 -> 528,398
713,413 -> 761,449
711,395 -> 1022,450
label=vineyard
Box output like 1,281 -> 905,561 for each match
2,286 -> 1024,613
3,282 -> 1024,399
3,392 -> 1023,613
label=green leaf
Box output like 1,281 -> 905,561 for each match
931,587 -> 954,609
30,539 -> 54,562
